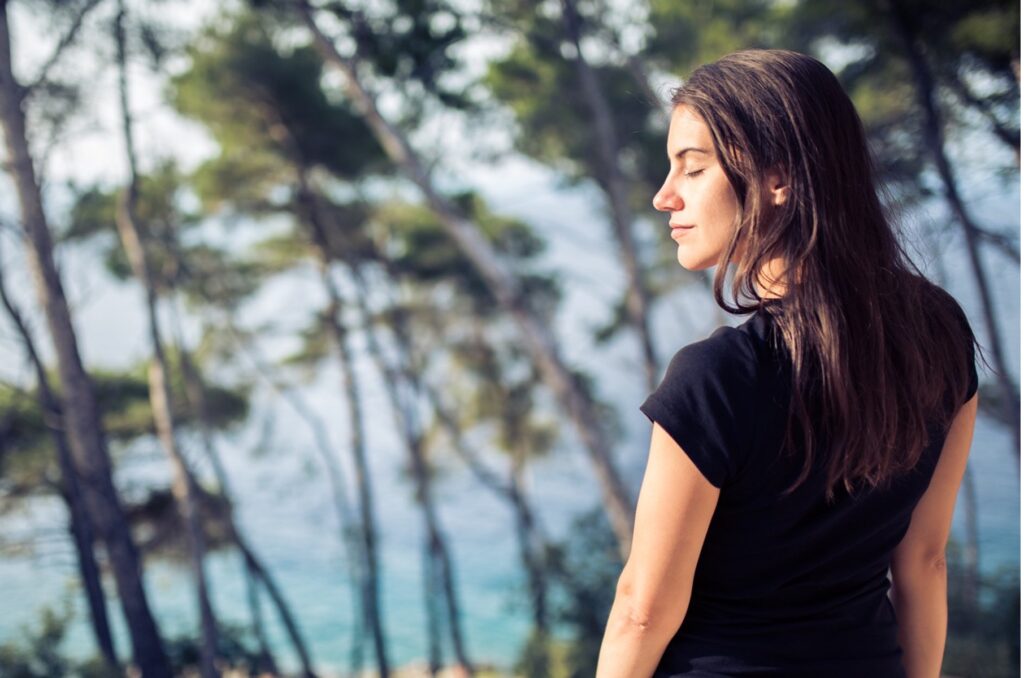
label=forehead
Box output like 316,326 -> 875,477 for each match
667,105 -> 713,153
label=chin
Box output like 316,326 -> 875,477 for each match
676,252 -> 716,271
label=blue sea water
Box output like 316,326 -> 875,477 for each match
0,387 -> 1018,676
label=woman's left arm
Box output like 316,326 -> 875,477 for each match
596,421 -> 721,678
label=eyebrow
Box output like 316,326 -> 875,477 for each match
671,147 -> 711,160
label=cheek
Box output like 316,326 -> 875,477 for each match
711,185 -> 741,229
712,177 -> 737,207
696,192 -> 740,261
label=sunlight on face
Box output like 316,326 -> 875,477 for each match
652,106 -> 742,271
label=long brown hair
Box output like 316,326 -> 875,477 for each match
670,49 -> 981,501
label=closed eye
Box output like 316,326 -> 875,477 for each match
685,169 -> 705,178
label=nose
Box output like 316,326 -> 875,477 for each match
653,177 -> 682,213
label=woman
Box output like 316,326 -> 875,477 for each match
595,50 -> 981,677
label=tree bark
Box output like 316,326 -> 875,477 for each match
416,438 -> 473,676
340,262 -> 473,675
321,264 -> 391,678
378,278 -> 558,671
298,179 -> 391,678
560,0 -> 659,393
0,5 -> 171,676
424,537 -> 443,677
888,0 -> 1021,463
235,530 -> 319,678
296,3 -> 636,560
509,443 -> 553,674
237,94 -> 372,674
413,336 -> 555,658
242,563 -> 278,676
0,254 -> 119,670
419,380 -> 513,501
387,290 -> 554,639
113,4 -> 218,674
174,323 -> 317,678
510,447 -> 549,635
220,313 -> 368,674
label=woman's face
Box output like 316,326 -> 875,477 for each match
652,105 -> 743,270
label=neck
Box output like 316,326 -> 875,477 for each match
756,256 -> 789,299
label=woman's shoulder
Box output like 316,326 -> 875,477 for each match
643,318 -> 769,486
904,274 -> 972,326
663,320 -> 763,386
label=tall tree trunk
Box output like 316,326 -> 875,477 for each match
296,5 -> 636,559
506,432 -> 553,673
113,5 -> 218,675
378,268 -> 556,672
416,437 -> 473,676
297,180 -> 391,678
384,286 -> 554,640
510,447 -> 549,636
889,0 -> 1021,462
234,531 -> 321,677
320,270 -> 391,678
118,241 -> 220,678
424,539 -> 443,677
0,6 -> 171,676
242,559 -> 279,676
340,262 -> 473,675
217,314 -> 366,672
335,259 -> 471,675
560,0 -> 659,394
415,343 -> 554,650
0,255 -> 119,670
173,322 -> 317,678
420,373 -> 555,597
57,473 -> 120,667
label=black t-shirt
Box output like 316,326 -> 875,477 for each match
639,300 -> 978,678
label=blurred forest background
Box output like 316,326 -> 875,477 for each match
0,0 -> 1019,676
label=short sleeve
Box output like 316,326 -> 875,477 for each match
639,327 -> 760,489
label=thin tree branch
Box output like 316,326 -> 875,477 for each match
25,0 -> 106,97
973,224 -> 1020,262
944,68 -> 1020,166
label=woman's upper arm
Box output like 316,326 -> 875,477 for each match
891,393 -> 979,579
617,421 -> 720,627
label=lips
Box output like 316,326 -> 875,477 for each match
670,224 -> 695,238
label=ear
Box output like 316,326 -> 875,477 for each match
764,166 -> 790,206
